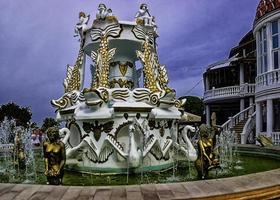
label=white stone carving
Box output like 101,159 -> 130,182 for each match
74,12 -> 90,41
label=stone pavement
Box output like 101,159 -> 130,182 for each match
0,168 -> 279,200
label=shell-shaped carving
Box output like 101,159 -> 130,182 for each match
132,25 -> 154,45
91,23 -> 122,41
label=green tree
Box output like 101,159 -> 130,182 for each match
180,96 -> 204,117
41,117 -> 60,132
0,102 -> 32,127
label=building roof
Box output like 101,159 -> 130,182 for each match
206,54 -> 240,71
181,112 -> 201,122
255,0 -> 280,21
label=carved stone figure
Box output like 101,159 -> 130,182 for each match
107,9 -> 113,17
211,112 -> 217,127
74,12 -> 90,41
96,3 -> 109,20
173,125 -> 197,161
43,127 -> 66,185
14,130 -> 25,170
195,124 -> 220,179
135,3 -> 153,26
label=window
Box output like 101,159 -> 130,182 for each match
258,26 -> 268,73
272,20 -> 280,69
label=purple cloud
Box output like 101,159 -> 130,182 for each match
0,0 -> 259,124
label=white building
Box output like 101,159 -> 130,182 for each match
254,0 -> 280,144
203,0 -> 280,144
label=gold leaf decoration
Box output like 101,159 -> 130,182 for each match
119,64 -> 128,76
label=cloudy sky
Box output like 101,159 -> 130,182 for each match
0,0 -> 259,124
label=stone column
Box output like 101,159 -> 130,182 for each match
266,99 -> 273,137
205,75 -> 210,91
239,63 -> 245,120
267,22 -> 273,72
256,102 -> 262,138
206,104 -> 210,125
249,97 -> 254,106
240,98 -> 245,111
240,98 -> 245,120
240,63 -> 244,85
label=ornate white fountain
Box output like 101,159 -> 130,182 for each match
51,3 -> 197,174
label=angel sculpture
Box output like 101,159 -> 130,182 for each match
74,11 -> 90,41
135,3 -> 153,26
96,3 -> 109,20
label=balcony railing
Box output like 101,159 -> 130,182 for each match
204,84 -> 255,102
256,69 -> 280,93
272,132 -> 280,145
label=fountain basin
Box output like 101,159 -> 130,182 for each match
0,145 -> 279,199
1,145 -> 280,186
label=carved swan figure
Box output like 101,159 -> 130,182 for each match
127,124 -> 141,167
174,125 -> 197,161
106,121 -> 157,168
60,127 -> 113,162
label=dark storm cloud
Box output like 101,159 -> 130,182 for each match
0,0 -> 259,124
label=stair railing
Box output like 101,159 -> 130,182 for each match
241,111 -> 256,144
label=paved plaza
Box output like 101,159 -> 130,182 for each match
0,168 -> 279,200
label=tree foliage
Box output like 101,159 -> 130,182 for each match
181,96 -> 204,117
41,117 -> 60,132
0,102 -> 32,127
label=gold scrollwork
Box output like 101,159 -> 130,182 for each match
110,79 -> 134,89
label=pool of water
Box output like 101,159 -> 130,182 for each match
1,152 -> 280,186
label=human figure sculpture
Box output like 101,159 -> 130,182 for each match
211,112 -> 217,127
43,127 -> 66,185
107,9 -> 113,17
74,11 -> 90,41
135,3 -> 153,26
14,130 -> 26,170
195,124 -> 220,179
96,3 -> 109,20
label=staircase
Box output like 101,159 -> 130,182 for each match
221,104 -> 255,144
233,119 -> 247,143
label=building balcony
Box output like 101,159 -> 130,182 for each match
255,69 -> 280,97
204,83 -> 255,103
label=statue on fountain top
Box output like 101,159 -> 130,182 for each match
74,11 -> 90,41
96,3 -> 108,20
135,3 -> 154,27
94,4 -> 117,24
43,127 -> 66,185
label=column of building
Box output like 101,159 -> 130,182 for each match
206,104 -> 210,125
256,102 -> 262,137
239,63 -> 245,120
266,99 -> 273,137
